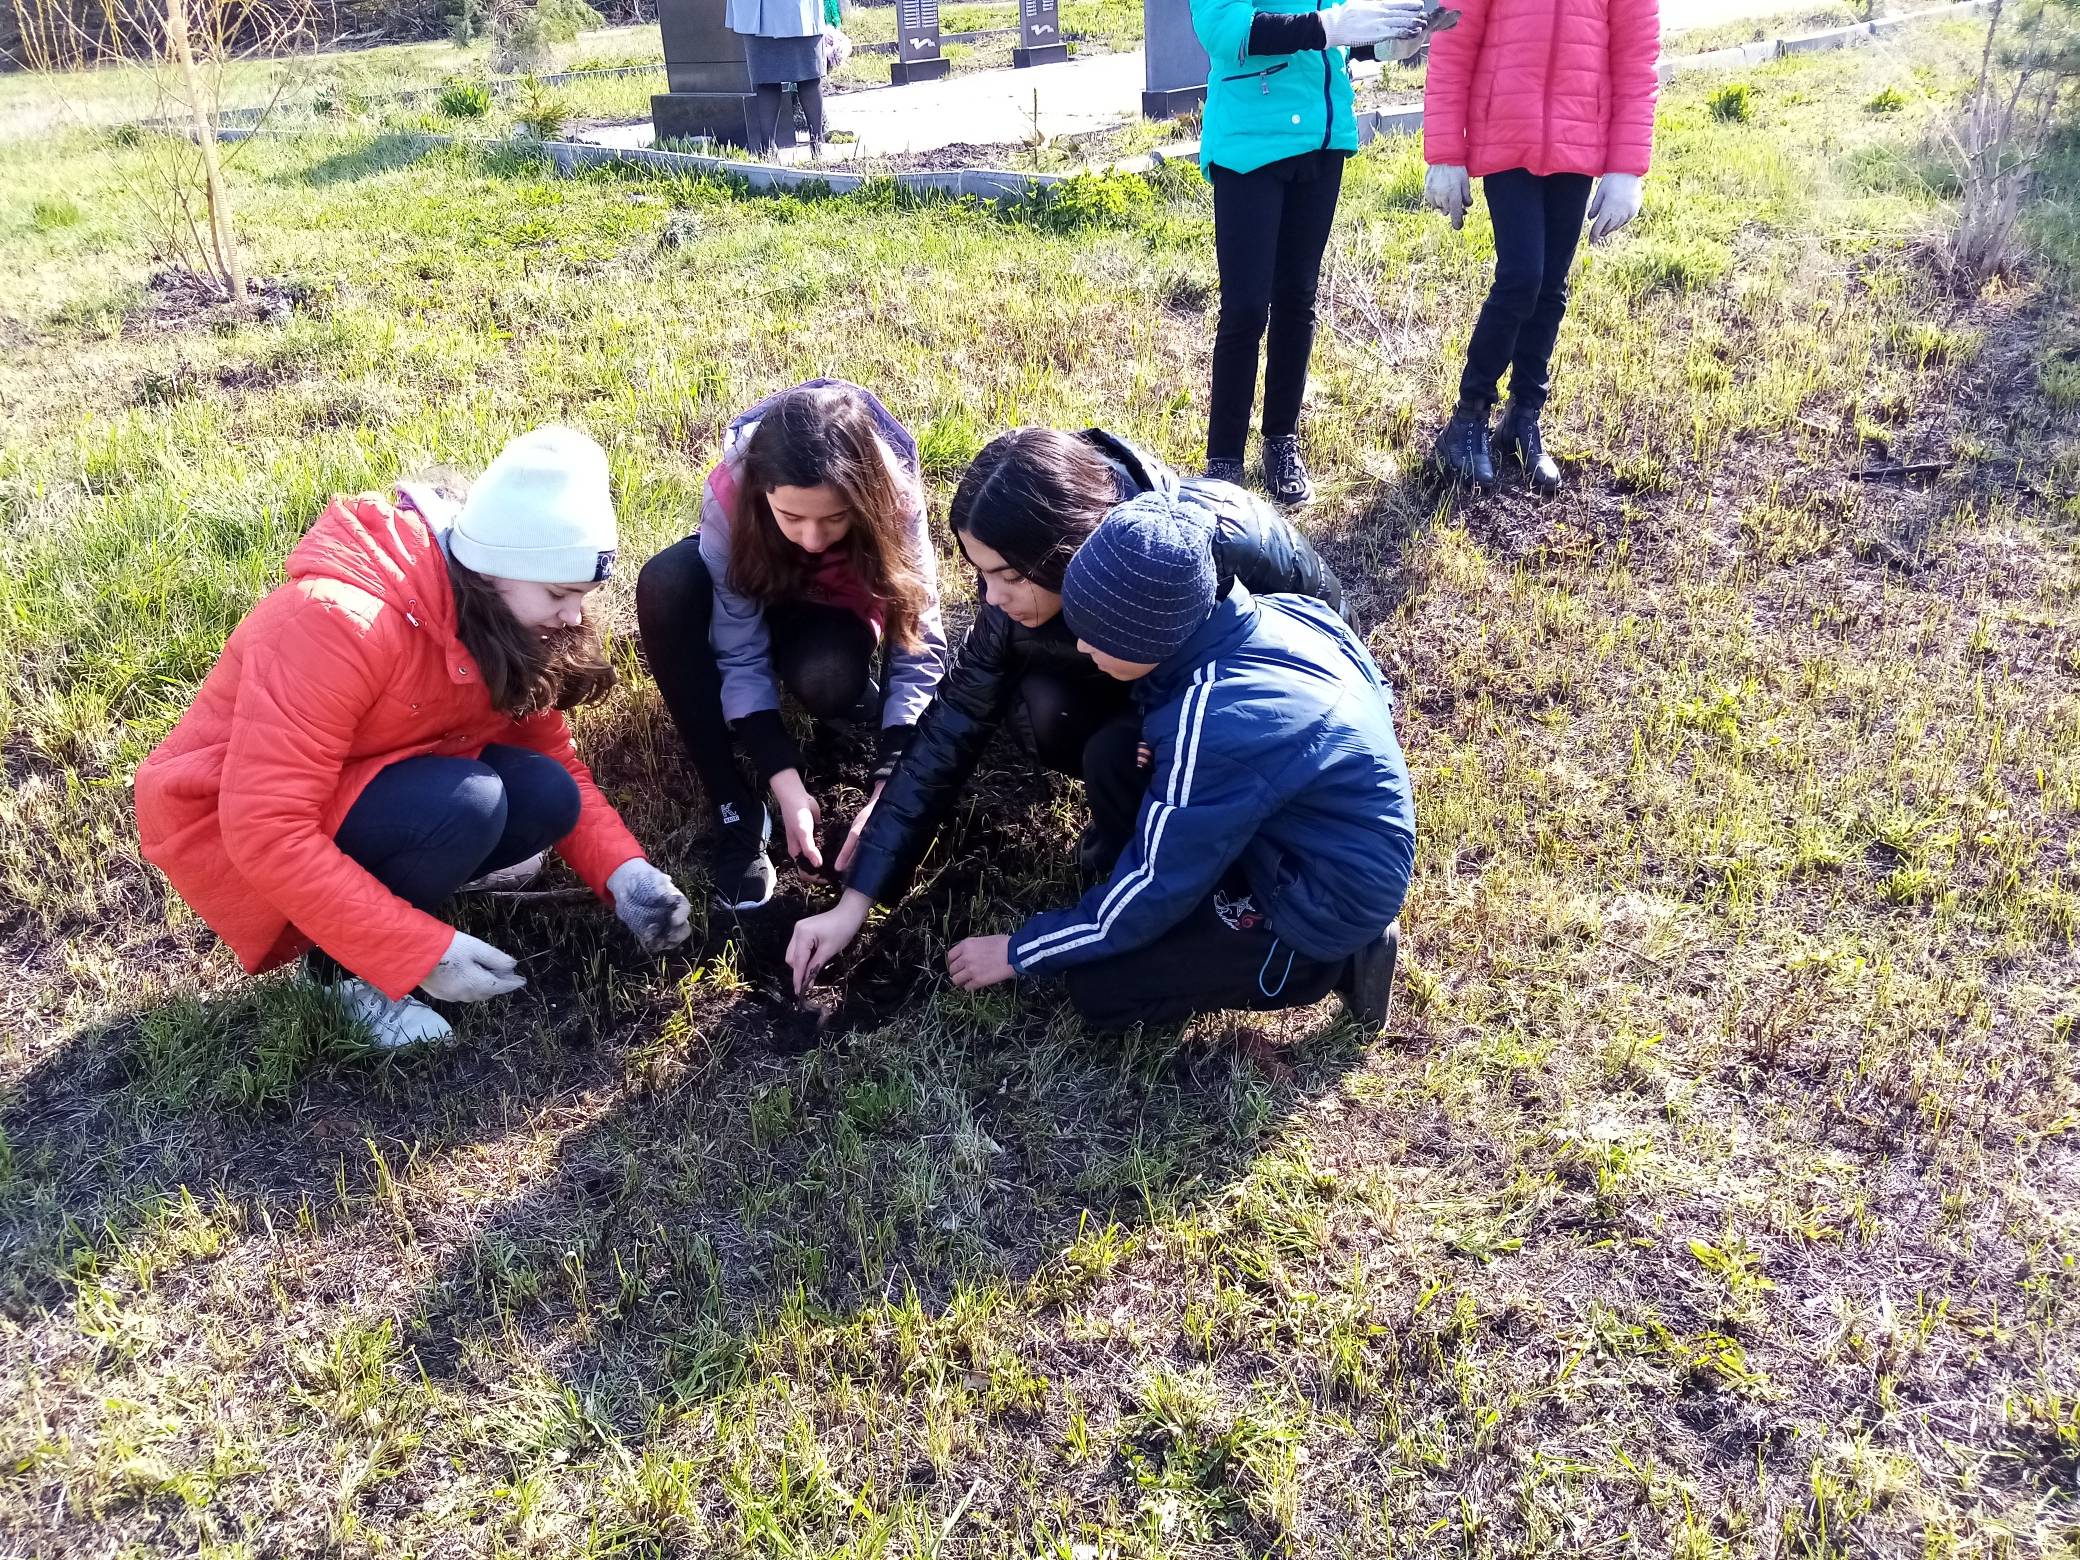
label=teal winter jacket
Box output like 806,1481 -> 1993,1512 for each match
1191,0 -> 1359,176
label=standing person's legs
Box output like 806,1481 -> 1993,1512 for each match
1457,168 -> 1548,409
1259,156 -> 1346,443
748,81 -> 788,154
796,75 -> 826,146
634,536 -> 761,821
1504,172 -> 1595,413
1207,163 -> 1290,466
1061,882 -> 1348,1031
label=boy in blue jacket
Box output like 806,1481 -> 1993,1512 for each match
947,490 -> 1417,1033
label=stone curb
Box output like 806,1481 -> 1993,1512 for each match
217,124 -> 1066,201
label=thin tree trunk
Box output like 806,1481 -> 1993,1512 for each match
165,0 -> 245,300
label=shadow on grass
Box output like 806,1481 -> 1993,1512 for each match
295,132 -> 446,188
0,738 -> 1371,1455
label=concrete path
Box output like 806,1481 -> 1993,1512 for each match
583,0 -> 1840,162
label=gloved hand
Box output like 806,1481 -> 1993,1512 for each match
1424,163 -> 1471,230
607,859 -> 693,952
420,930 -> 526,1003
1586,171 -> 1643,242
1321,0 -> 1425,48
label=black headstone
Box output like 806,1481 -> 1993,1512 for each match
1014,0 -> 1068,66
652,0 -> 795,148
1141,0 -> 1207,117
891,0 -> 951,82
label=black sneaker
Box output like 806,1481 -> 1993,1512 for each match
1262,434 -> 1314,506
1432,402 -> 1495,488
1203,456 -> 1246,485
712,800 -> 776,910
1493,400 -> 1561,494
1340,919 -> 1400,1034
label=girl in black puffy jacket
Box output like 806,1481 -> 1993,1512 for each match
785,425 -> 1347,993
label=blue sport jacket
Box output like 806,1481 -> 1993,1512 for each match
1009,583 -> 1417,973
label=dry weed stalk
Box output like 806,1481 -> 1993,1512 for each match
1948,0 -> 2080,281
8,0 -> 320,301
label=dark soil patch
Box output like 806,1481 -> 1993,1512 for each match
696,741 -> 1065,1051
125,267 -> 299,336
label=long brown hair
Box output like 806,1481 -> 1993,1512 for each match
949,428 -> 1122,592
724,385 -> 933,651
447,552 -> 617,719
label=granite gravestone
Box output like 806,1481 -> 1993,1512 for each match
891,0 -> 951,82
1014,0 -> 1067,66
1141,0 -> 1207,117
651,0 -> 798,147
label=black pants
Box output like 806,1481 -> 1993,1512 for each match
751,78 -> 824,154
1459,168 -> 1595,413
635,534 -> 876,818
311,743 -> 580,981
1207,151 -> 1347,462
1004,666 -> 1147,861
1063,875 -> 1350,1032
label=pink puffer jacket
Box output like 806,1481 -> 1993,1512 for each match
1422,0 -> 1661,179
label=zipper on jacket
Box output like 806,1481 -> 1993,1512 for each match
1219,60 -> 1288,84
1541,0 -> 1563,161
1314,0 -> 1334,148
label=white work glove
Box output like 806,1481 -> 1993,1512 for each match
1321,0 -> 1425,48
607,858 -> 693,952
1586,171 -> 1643,242
1424,163 -> 1471,230
420,930 -> 526,1003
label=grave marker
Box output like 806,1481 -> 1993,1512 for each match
1014,0 -> 1068,66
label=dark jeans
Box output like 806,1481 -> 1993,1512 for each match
1004,666 -> 1147,861
1207,151 -> 1347,462
1063,874 -> 1350,1032
311,743 -> 580,982
1459,168 -> 1595,412
635,533 -> 877,818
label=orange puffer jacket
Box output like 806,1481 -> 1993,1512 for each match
135,493 -> 644,999
1422,0 -> 1661,180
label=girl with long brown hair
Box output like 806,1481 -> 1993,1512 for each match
635,380 -> 949,910
135,427 -> 693,1050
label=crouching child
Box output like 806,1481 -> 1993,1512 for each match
945,490 -> 1417,1033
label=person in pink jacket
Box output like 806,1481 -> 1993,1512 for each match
1420,0 -> 1660,491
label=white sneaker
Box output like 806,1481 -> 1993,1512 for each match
323,976 -> 454,1049
459,851 -> 546,894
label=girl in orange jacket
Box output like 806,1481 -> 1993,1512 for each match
134,426 -> 692,1049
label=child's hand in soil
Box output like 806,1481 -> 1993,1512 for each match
947,934 -> 1014,991
769,768 -> 825,871
833,779 -> 887,875
787,888 -> 872,995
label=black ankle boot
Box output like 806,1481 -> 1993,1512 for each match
1203,455 -> 1246,485
1431,400 -> 1495,488
1493,400 -> 1561,494
1262,434 -> 1313,506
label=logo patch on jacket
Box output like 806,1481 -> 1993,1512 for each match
594,548 -> 618,582
1215,888 -> 1263,932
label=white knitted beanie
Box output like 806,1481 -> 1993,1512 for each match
450,425 -> 619,584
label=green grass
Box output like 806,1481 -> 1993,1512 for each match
3,14 -> 2078,1558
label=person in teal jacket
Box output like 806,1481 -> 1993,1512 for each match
1193,0 -> 1425,504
